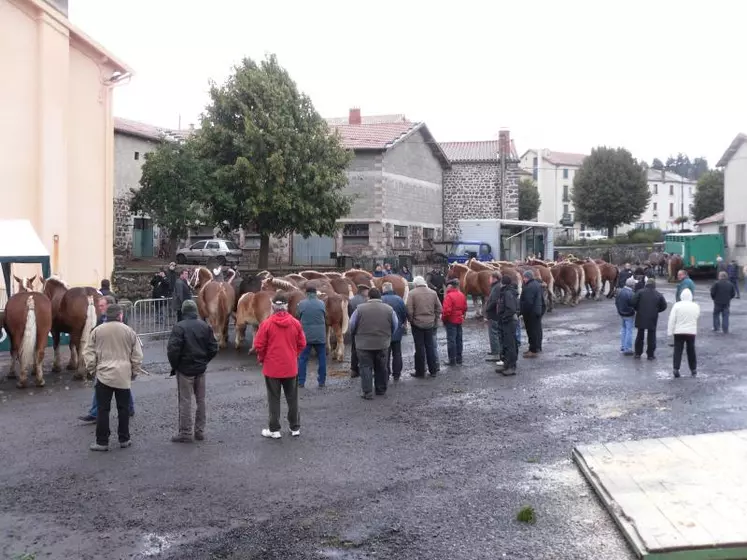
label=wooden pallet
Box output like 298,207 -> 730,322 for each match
573,430 -> 747,560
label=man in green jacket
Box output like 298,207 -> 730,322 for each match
676,270 -> 695,302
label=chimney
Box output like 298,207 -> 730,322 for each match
348,108 -> 362,125
498,129 -> 511,157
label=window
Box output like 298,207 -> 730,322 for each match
342,223 -> 369,246
669,203 -> 674,217
653,202 -> 658,212
422,227 -> 435,240
721,226 -> 728,247
134,151 -> 140,160
563,168 -> 569,179
190,241 -> 207,250
737,224 -> 746,247
669,184 -> 674,195
393,225 -> 408,248
689,186 -> 692,197
393,225 -> 407,238
653,184 -> 658,195
224,241 -> 240,250
205,241 -> 220,250
562,185 -> 569,202
563,204 -> 569,216
532,157 -> 538,180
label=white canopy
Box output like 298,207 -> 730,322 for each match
0,220 -> 49,258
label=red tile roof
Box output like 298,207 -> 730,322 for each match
542,150 -> 587,167
695,211 -> 724,226
440,140 -> 500,162
328,121 -> 421,150
114,117 -> 194,142
325,114 -> 407,126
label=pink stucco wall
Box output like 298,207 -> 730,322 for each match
0,0 -> 130,286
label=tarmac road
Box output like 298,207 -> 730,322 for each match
1,281 -> 746,559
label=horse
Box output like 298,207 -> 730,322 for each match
372,274 -> 409,302
446,263 -> 493,317
3,292 -> 53,388
322,292 -> 349,362
323,271 -> 342,279
282,274 -> 308,287
261,277 -> 301,293
467,259 -> 496,272
232,273 -> 262,313
13,275 -> 39,293
299,270 -> 329,280
580,259 -> 603,300
43,277 -> 100,378
343,269 -> 375,288
329,276 -> 356,298
594,260 -> 619,298
550,263 -> 584,306
234,291 -> 273,353
668,254 -> 684,282
192,266 -> 236,349
648,252 -> 668,277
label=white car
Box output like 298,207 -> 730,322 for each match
577,231 -> 607,241
176,239 -> 242,267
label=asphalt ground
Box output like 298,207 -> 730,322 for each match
1,280 -> 746,560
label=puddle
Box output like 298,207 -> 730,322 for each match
139,532 -> 175,557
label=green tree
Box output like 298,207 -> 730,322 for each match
131,140 -> 207,255
518,178 -> 541,221
572,147 -> 650,238
691,170 -> 724,222
651,158 -> 664,170
196,54 -> 353,268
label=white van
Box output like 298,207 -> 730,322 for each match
577,230 -> 607,241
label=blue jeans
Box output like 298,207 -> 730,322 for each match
730,279 -> 741,298
488,320 -> 501,354
89,379 -> 135,418
444,322 -> 463,364
620,316 -> 634,352
297,343 -> 327,386
713,304 -> 730,333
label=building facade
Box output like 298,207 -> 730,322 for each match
440,135 -> 520,239
519,149 -> 586,231
0,0 -> 130,286
630,169 -> 697,232
717,133 -> 747,260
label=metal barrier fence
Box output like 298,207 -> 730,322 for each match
129,297 -> 178,337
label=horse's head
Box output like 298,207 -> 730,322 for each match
13,275 -> 37,293
257,270 -> 273,281
42,275 -> 68,299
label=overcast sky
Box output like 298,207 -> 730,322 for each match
70,0 -> 747,165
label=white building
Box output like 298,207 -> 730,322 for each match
717,133 -> 747,260
519,149 -> 587,230
630,169 -> 697,232
694,211 -> 724,235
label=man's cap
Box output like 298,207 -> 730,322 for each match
105,303 -> 123,320
447,278 -> 459,287
181,299 -> 198,314
272,293 -> 288,305
646,277 -> 656,285
357,284 -> 370,292
625,277 -> 637,287
306,285 -> 317,293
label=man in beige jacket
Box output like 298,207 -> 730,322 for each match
406,276 -> 442,378
83,303 -> 144,451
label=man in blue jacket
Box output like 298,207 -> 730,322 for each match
296,286 -> 327,388
727,259 -> 741,299
615,277 -> 637,355
381,282 -> 407,381
676,270 -> 695,302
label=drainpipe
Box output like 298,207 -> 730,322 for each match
53,234 -> 59,274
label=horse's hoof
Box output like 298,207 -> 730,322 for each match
72,373 -> 84,381
16,381 -> 27,389
35,379 -> 45,388
66,364 -> 76,371
51,365 -> 61,373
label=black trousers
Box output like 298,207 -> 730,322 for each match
176,310 -> 183,322
411,325 -> 438,376
501,319 -> 518,368
350,336 -> 358,374
264,376 -> 300,432
95,381 -> 131,445
673,334 -> 697,372
634,328 -> 657,358
523,314 -> 542,353
387,340 -> 402,379
358,348 -> 388,395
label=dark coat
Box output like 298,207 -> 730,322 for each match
485,281 -> 502,322
711,279 -> 736,307
166,268 -> 178,294
498,284 -> 519,324
615,286 -> 635,317
296,295 -> 327,345
167,312 -> 218,376
618,268 -> 633,288
520,278 -> 543,317
151,275 -> 170,299
382,292 -> 407,342
172,278 -> 192,310
727,263 -> 739,280
631,286 -> 667,330
349,293 -> 368,317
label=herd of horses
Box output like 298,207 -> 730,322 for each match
1,250 -> 679,390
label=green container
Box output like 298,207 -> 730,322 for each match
664,233 -> 725,269
0,329 -> 70,353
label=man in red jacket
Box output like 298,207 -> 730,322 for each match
253,293 -> 306,439
442,278 -> 468,366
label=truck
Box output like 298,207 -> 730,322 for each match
457,219 -> 555,262
664,232 -> 725,273
430,240 -> 494,264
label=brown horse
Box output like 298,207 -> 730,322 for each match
261,277 -> 301,293
4,292 -> 53,388
668,254 -> 684,282
193,267 -> 236,349
329,276 -> 356,298
595,260 -> 619,298
343,269 -> 375,288
321,292 -> 349,361
372,274 -> 409,302
581,260 -> 603,300
551,263 -> 584,305
299,270 -> 328,280
234,290 -> 273,353
446,264 -> 493,317
43,277 -> 100,378
13,275 -> 39,293
282,274 -> 308,287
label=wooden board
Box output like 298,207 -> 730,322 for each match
573,430 -> 747,560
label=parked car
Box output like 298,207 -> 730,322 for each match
577,230 -> 607,241
175,239 -> 242,267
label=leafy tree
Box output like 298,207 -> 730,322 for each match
131,140 -> 207,255
571,147 -> 650,238
691,157 -> 709,180
196,54 -> 353,268
518,178 -> 541,221
691,170 -> 724,222
651,158 -> 664,170
665,153 -> 692,178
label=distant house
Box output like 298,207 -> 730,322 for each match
695,211 -> 724,235
519,149 -> 587,231
113,117 -> 193,260
717,133 -> 747,259
324,109 -> 450,260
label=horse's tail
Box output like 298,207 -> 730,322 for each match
402,280 -> 410,304
19,296 -> 37,374
594,263 -> 603,299
577,266 -> 585,299
225,268 -> 237,285
340,298 -> 349,335
81,295 -> 96,353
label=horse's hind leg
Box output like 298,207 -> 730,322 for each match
334,325 -> 344,362
51,331 -> 61,372
234,322 -> 246,351
34,345 -> 45,387
66,338 -> 77,371
13,350 -> 29,389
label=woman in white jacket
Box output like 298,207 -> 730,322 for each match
667,288 -> 700,378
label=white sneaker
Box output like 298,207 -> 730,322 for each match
290,429 -> 301,437
495,360 -> 504,367
261,429 -> 281,439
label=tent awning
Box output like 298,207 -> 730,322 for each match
0,220 -> 51,295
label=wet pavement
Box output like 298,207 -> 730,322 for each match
1,281 -> 746,559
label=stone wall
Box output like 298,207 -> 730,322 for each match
554,243 -> 664,265
111,269 -> 157,301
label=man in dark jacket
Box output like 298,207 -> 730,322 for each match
381,282 -> 407,380
519,270 -> 543,358
615,277 -> 637,355
727,260 -> 741,299
711,271 -> 736,333
348,285 -> 369,378
484,271 -> 503,361
168,299 -> 218,443
99,279 -> 117,301
296,286 -> 327,388
349,288 -> 398,399
173,269 -> 193,322
631,278 -> 668,359
618,263 -> 633,288
496,275 -> 519,376
151,270 -> 170,321
166,262 -> 178,297
426,267 -> 446,303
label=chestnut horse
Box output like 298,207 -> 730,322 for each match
322,292 -> 349,361
193,266 -> 236,349
14,275 -> 40,293
668,254 -> 684,282
343,269 -> 375,288
43,277 -> 100,378
234,290 -> 274,353
446,263 -> 493,317
594,260 -> 619,298
550,263 -> 584,306
4,292 -> 53,388
372,274 -> 409,302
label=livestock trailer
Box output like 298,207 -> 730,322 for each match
664,232 -> 724,271
457,219 -> 555,262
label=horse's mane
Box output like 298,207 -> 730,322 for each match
450,263 -> 469,271
323,271 -> 342,278
344,268 -> 373,277
45,276 -> 69,290
264,277 -> 300,292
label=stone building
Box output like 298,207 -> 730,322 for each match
326,110 -> 450,260
440,132 -> 520,239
